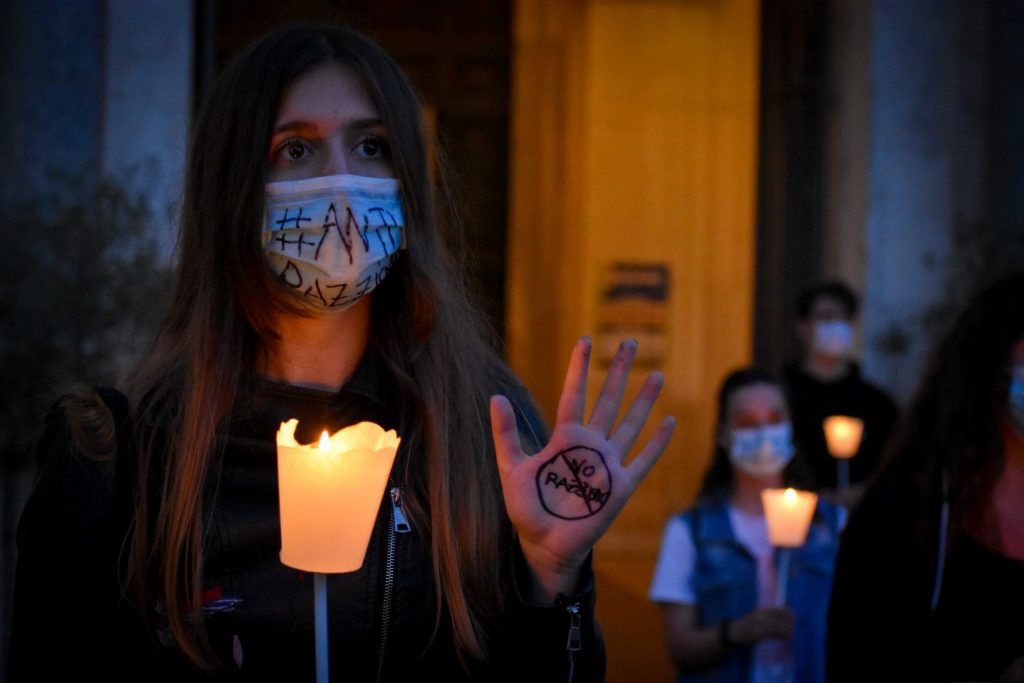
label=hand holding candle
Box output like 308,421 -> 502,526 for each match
276,419 -> 400,573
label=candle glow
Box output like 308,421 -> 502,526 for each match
823,415 -> 864,459
276,419 -> 400,573
761,487 -> 818,548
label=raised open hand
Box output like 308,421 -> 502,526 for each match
490,336 -> 676,600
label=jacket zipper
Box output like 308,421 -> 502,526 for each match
566,601 -> 582,683
375,484 -> 410,682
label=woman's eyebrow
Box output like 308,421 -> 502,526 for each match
272,120 -> 321,135
346,116 -> 387,132
272,117 -> 386,135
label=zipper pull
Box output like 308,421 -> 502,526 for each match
565,602 -> 582,652
390,486 -> 411,533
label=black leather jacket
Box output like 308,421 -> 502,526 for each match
10,358 -> 604,682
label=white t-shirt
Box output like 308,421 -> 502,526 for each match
649,505 -> 792,683
650,506 -> 776,605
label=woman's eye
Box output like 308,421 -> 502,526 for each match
272,138 -> 313,164
355,137 -> 389,160
284,141 -> 311,161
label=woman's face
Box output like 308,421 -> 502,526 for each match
268,63 -> 396,182
725,382 -> 789,430
720,382 -> 793,480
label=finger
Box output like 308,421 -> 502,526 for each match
610,371 -> 665,454
587,339 -> 637,435
622,415 -> 676,484
490,395 -> 525,474
554,337 -> 592,426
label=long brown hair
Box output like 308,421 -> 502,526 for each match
126,23 -> 520,671
869,268 -> 1024,549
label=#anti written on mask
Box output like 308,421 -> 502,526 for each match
263,174 -> 405,312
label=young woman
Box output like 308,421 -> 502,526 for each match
9,23 -> 674,682
650,368 -> 842,682
827,269 -> 1024,681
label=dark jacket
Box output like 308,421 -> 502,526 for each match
783,363 -> 898,489
826,468 -> 1024,682
9,358 -> 604,682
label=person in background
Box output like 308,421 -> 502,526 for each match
650,368 -> 843,682
826,269 -> 1024,682
783,281 -> 898,506
8,23 -> 675,681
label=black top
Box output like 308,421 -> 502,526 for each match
929,534 -> 1024,680
783,363 -> 899,489
826,469 -> 1024,681
9,357 -> 604,682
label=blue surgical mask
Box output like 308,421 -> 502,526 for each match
729,422 -> 796,477
1009,368 -> 1024,435
263,174 -> 405,312
812,320 -> 853,357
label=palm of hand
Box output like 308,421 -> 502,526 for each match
491,337 -> 676,577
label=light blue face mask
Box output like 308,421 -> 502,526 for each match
812,320 -> 854,357
1009,369 -> 1024,434
729,422 -> 796,477
263,174 -> 405,312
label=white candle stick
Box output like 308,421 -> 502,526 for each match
775,548 -> 791,607
315,573 -> 328,683
837,459 -> 850,491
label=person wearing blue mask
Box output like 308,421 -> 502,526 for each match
650,368 -> 843,682
827,269 -> 1024,681
8,23 -> 675,682
783,281 -> 898,504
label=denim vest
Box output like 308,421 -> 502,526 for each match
677,498 -> 841,683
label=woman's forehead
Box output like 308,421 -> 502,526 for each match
275,62 -> 381,128
728,383 -> 785,414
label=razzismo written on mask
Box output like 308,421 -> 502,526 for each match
263,174 -> 405,312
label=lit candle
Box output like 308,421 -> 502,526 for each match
762,487 -> 818,548
823,415 -> 864,490
823,415 -> 864,459
276,419 -> 400,573
761,487 -> 818,607
277,419 -> 400,683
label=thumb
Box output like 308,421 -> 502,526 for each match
490,395 -> 525,472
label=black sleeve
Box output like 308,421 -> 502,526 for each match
826,472 -> 934,681
7,391 -> 131,680
488,551 -> 605,683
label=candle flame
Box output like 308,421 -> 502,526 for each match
783,487 -> 797,501
319,431 -> 331,451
